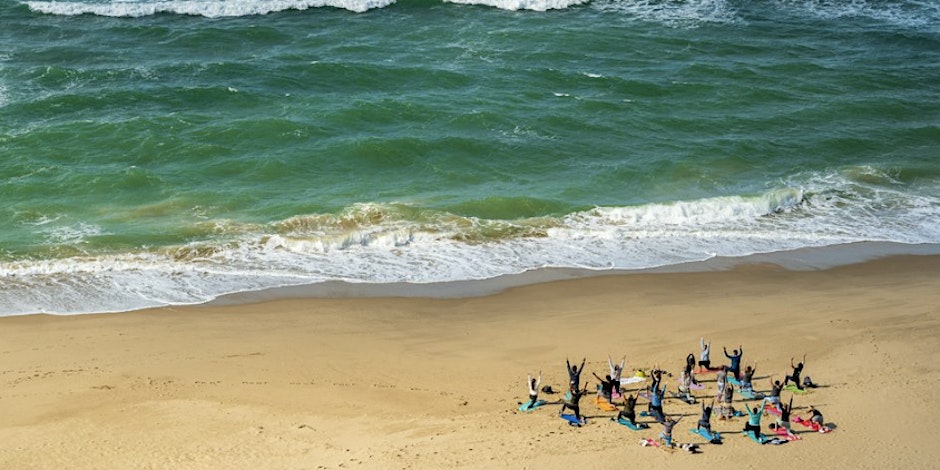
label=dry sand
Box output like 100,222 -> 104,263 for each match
2,255 -> 939,469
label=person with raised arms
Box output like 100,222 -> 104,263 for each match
616,391 -> 641,428
742,400 -> 764,442
559,381 -> 589,425
696,400 -> 715,435
660,415 -> 683,447
699,337 -> 712,371
784,354 -> 806,390
566,357 -> 586,389
723,345 -> 743,380
608,355 -> 626,394
592,371 -> 616,403
523,371 -> 541,410
648,382 -> 667,423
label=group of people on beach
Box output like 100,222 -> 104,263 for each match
521,338 -> 830,450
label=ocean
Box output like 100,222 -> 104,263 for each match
1,0 -> 939,316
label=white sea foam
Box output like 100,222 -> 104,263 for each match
772,0 -> 939,30
2,169 -> 939,316
591,0 -> 739,27
25,0 -> 396,17
444,0 -> 587,11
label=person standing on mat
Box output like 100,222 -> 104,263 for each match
784,355 -> 805,390
723,345 -> 743,380
608,355 -> 626,394
525,371 -> 542,410
559,381 -> 589,424
699,337 -> 712,371
566,357 -> 586,389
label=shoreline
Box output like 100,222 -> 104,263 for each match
4,241 -> 939,318
207,240 -> 940,304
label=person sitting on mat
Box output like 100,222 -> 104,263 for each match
784,355 -> 806,390
524,371 -> 541,410
699,337 -> 712,371
723,345 -> 743,380
566,357 -> 586,389
808,405 -> 824,429
559,381 -> 589,424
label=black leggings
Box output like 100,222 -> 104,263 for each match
744,423 -> 761,439
562,403 -> 582,420
527,394 -> 538,408
785,374 -> 803,390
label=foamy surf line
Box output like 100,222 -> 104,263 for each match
206,241 -> 940,305
3,242 -> 939,318
23,0 -> 589,16
24,0 -> 398,16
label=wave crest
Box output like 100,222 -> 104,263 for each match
25,0 -> 397,17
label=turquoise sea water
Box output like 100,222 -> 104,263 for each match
1,0 -> 939,315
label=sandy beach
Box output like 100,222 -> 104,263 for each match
2,254 -> 939,469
